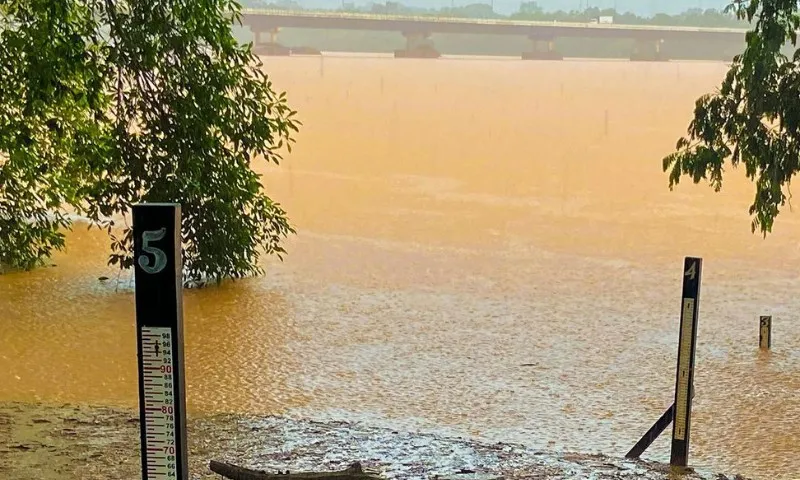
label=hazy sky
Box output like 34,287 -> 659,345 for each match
290,0 -> 730,16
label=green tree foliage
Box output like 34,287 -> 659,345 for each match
0,0 -> 101,272
0,0 -> 299,285
518,2 -> 544,16
509,5 -> 745,27
663,0 -> 798,235
247,0 -> 302,9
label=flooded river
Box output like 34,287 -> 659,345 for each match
2,55 -> 800,479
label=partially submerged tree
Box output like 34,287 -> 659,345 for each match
0,0 -> 299,285
663,0 -> 800,235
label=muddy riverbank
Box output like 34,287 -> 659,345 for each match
0,401 -> 750,480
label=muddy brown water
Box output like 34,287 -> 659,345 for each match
2,55 -> 800,479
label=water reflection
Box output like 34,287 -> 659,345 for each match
0,227 -> 308,414
184,281 -> 310,414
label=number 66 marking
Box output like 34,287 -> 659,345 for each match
138,228 -> 167,274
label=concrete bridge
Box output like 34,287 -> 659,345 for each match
240,9 -> 748,61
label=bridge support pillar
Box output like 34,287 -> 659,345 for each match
395,31 -> 440,58
630,38 -> 668,61
252,27 -> 291,56
522,36 -> 563,60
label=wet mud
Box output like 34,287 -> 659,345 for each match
0,401 -> 751,480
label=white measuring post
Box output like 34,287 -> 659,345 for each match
133,203 -> 188,480
670,256 -> 702,469
759,315 -> 772,350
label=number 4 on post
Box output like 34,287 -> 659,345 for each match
684,261 -> 697,281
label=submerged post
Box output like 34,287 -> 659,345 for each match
759,315 -> 772,350
670,256 -> 702,469
133,203 -> 188,480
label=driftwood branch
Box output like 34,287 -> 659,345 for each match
209,460 -> 384,480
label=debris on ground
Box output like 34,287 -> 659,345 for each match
0,401 -> 753,480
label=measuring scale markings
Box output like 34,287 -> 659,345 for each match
674,298 -> 695,441
141,326 -> 179,478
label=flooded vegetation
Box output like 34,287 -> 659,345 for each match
3,55 -> 800,479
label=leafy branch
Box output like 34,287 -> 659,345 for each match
0,0 -> 300,286
663,0 -> 800,235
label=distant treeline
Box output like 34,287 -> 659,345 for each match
242,0 -> 750,29
234,1 -> 753,60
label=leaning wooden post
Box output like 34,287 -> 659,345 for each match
133,203 -> 189,480
625,387 -> 695,459
759,315 -> 772,350
625,403 -> 676,459
670,256 -> 702,469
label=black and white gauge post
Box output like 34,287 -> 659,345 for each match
670,256 -> 702,468
133,203 -> 189,480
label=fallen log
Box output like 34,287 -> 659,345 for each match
209,460 -> 384,480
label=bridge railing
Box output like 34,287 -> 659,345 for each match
240,8 -> 749,34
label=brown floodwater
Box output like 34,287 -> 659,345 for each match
2,54 -> 800,479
